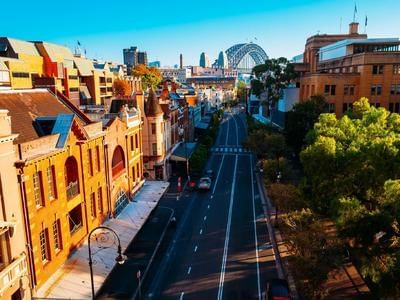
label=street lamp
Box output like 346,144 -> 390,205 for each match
88,226 -> 126,299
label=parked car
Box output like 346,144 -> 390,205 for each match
198,177 -> 212,190
265,279 -> 291,300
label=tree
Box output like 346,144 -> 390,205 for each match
113,78 -> 132,96
252,57 -> 297,104
236,80 -> 247,102
284,95 -> 328,155
250,79 -> 263,97
132,64 -> 162,90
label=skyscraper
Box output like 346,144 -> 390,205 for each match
217,51 -> 229,69
199,52 -> 211,68
123,46 -> 138,68
137,51 -> 148,65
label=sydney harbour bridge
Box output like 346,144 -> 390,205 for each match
226,42 -> 268,73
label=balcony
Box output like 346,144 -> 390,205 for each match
0,253 -> 28,296
112,161 -> 125,178
66,181 -> 79,200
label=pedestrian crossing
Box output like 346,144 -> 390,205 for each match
210,146 -> 251,154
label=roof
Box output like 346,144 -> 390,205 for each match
170,142 -> 197,161
51,114 -> 75,148
7,38 -> 40,56
145,89 -> 163,116
0,60 -> 8,71
39,42 -> 74,62
73,57 -> 94,76
0,89 -> 75,143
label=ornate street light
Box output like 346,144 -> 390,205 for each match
88,226 -> 126,299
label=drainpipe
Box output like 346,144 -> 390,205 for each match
78,143 -> 89,234
16,145 -> 37,290
124,135 -> 131,199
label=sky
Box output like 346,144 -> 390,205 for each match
3,0 -> 400,66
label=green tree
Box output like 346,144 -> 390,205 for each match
236,80 -> 247,102
133,64 -> 162,90
250,79 -> 263,97
284,95 -> 328,155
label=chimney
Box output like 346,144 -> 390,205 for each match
180,54 -> 183,69
349,22 -> 359,35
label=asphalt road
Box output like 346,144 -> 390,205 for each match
144,111 -> 278,300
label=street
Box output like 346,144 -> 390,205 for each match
144,111 -> 279,300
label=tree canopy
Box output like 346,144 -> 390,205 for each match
113,78 -> 132,96
132,64 -> 162,90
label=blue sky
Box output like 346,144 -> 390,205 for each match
3,0 -> 400,66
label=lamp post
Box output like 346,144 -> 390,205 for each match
88,226 -> 126,299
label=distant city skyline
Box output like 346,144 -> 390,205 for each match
3,0 -> 400,66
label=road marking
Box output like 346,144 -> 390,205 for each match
225,115 -> 230,145
199,229 -> 203,235
211,195 -> 214,199
204,216 -> 207,221
187,266 -> 191,275
217,155 -> 238,300
207,205 -> 210,209
250,157 -> 262,299
212,155 -> 225,195
194,245 -> 198,252
239,148 -> 242,152
179,292 -> 184,300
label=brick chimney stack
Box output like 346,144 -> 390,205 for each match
349,22 -> 359,35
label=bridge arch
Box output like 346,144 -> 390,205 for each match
225,43 -> 268,71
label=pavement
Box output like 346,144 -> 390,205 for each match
35,180 -> 169,299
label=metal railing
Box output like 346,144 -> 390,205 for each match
66,181 -> 79,200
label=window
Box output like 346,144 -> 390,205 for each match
391,84 -> 396,95
372,65 -> 384,75
389,102 -> 400,113
39,228 -> 50,262
68,204 -> 83,234
371,84 -> 382,96
114,190 -> 129,217
394,65 -> 400,75
97,187 -> 103,213
68,75 -> 78,80
96,146 -> 101,172
111,146 -> 125,178
324,85 -> 336,96
52,219 -> 62,251
12,72 -> 29,78
132,166 -> 136,181
135,134 -> 139,150
151,123 -> 156,135
344,85 -> 355,96
90,192 -> 96,219
152,143 -> 157,156
65,156 -> 79,200
130,136 -> 134,151
69,87 -> 79,92
136,163 -> 140,179
328,103 -> 335,113
46,166 -> 57,200
33,171 -> 44,207
88,149 -> 93,176
397,85 -> 400,95
342,103 -> 353,113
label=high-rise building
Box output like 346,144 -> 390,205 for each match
216,51 -> 229,69
137,51 -> 148,65
180,53 -> 183,69
123,46 -> 138,69
199,52 -> 211,68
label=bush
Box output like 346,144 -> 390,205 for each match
190,144 -> 208,173
262,158 -> 295,184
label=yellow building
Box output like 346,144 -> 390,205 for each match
0,110 -> 31,300
0,89 -> 107,290
0,38 -> 44,89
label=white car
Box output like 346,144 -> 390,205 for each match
198,177 -> 212,190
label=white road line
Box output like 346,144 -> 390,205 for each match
225,114 -> 230,145
217,155 -> 238,300
250,156 -> 262,299
187,266 -> 191,275
179,292 -> 184,300
194,245 -> 198,252
207,205 -> 210,209
212,155 -> 225,195
199,229 -> 203,235
204,216 -> 207,221
211,195 -> 214,199
239,148 -> 243,152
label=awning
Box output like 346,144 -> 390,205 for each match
0,221 -> 17,235
195,122 -> 209,130
170,142 -> 197,161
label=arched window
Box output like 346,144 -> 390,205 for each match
65,156 -> 79,200
112,146 -> 125,178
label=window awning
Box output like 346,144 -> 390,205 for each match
170,142 -> 197,161
79,86 -> 92,100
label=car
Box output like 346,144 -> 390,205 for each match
198,177 -> 212,190
265,279 -> 291,300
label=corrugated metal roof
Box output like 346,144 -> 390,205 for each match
7,38 -> 40,56
73,57 -> 94,76
41,42 -> 74,62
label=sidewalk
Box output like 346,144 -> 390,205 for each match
35,180 -> 169,299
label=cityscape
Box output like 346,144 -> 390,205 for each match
1,1 -> 400,299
